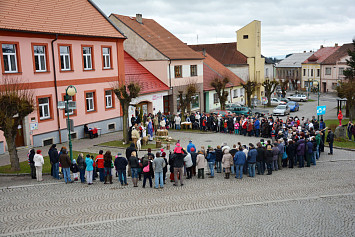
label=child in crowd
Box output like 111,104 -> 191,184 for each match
70,159 -> 79,181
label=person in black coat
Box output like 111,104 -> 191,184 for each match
287,140 -> 296,168
168,151 -> 175,182
326,128 -> 335,155
114,152 -> 128,185
190,148 -> 198,177
215,146 -> 223,173
48,144 -> 58,178
28,149 -> 36,179
256,143 -> 265,175
265,144 -> 273,175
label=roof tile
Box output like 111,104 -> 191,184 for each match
303,46 -> 340,64
321,43 -> 354,65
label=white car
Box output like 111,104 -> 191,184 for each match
287,94 -> 308,102
273,104 -> 291,116
270,98 -> 286,106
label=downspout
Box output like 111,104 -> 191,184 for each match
168,59 -> 172,113
51,34 -> 62,143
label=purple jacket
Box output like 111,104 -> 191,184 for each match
296,139 -> 305,156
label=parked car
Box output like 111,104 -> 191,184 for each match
211,110 -> 233,116
270,98 -> 285,106
287,94 -> 308,102
273,104 -> 291,116
280,98 -> 290,104
227,105 -> 252,116
287,101 -> 300,112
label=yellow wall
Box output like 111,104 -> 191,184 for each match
237,20 -> 265,99
301,63 -> 320,88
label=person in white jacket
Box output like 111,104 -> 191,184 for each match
33,150 -> 44,182
184,152 -> 193,179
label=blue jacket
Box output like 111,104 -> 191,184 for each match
206,151 -> 216,163
254,120 -> 260,130
85,157 -> 93,171
234,151 -> 246,165
247,148 -> 257,163
278,143 -> 284,155
187,142 -> 196,153
306,141 -> 313,154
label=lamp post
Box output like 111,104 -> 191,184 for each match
314,81 -> 320,121
65,85 -> 77,160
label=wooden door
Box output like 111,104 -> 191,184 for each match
163,96 -> 170,115
15,122 -> 25,147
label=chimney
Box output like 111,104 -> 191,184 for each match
202,48 -> 206,57
136,14 -> 142,24
335,43 -> 338,47
303,51 -> 306,53
320,45 -> 323,48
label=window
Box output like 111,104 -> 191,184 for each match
64,95 -> 74,116
190,65 -> 197,76
213,93 -> 218,104
303,69 -> 306,76
2,44 -> 18,73
86,92 -> 95,112
174,65 -> 182,78
108,123 -> 115,130
38,97 -> 50,120
59,46 -> 71,71
191,94 -> 199,109
317,69 -> 320,77
243,35 -> 248,39
33,45 -> 46,72
105,90 -> 113,108
332,83 -> 337,89
310,69 -> 313,77
102,47 -> 111,69
83,46 -> 93,70
339,67 -> 344,75
325,67 -> 331,75
233,89 -> 238,98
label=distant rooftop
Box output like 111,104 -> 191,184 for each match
276,52 -> 313,68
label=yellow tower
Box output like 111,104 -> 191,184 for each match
237,20 -> 265,99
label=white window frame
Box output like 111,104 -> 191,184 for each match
38,97 -> 50,120
105,90 -> 113,108
34,45 -> 46,72
83,47 -> 92,70
86,92 -> 94,112
102,47 -> 111,69
60,46 -> 71,71
2,44 -> 18,73
64,95 -> 74,116
190,65 -> 197,77
213,93 -> 218,104
339,67 -> 344,76
325,67 -> 331,75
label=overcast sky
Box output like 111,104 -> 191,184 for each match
96,0 -> 355,57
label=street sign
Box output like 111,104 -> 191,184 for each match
57,101 -> 65,109
67,119 -> 74,132
68,101 -> 76,110
317,106 -> 326,115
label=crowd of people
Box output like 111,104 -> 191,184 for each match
28,112 -> 341,188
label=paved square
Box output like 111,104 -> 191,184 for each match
0,130 -> 354,236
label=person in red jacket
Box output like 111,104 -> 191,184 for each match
95,150 -> 105,182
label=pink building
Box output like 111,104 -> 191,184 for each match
0,0 -> 126,153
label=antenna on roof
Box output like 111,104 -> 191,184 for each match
197,34 -> 198,44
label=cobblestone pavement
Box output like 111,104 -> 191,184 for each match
1,141 -> 354,236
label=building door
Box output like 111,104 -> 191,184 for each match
15,121 -> 25,147
322,82 -> 327,93
163,96 -> 170,115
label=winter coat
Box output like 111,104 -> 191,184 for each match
33,154 -> 44,167
234,151 -> 246,165
190,152 -> 197,166
265,148 -> 273,163
296,139 -> 306,156
59,153 -> 71,168
128,156 -> 139,168
126,143 -> 137,159
247,148 -> 257,164
77,155 -> 86,170
306,141 -> 313,154
286,143 -> 296,159
272,147 -> 279,161
70,163 -> 79,173
184,153 -> 193,168
85,158 -> 94,171
206,151 -> 216,163
28,150 -> 35,164
326,131 -> 334,143
215,148 -> 223,162
95,154 -> 104,169
173,153 -> 186,168
114,156 -> 128,170
48,148 -> 59,164
153,157 -> 166,173
187,142 -> 196,153
222,152 -> 233,168
254,120 -> 260,129
196,154 -> 206,169
256,147 -> 265,162
104,154 -> 112,168
278,143 -> 284,156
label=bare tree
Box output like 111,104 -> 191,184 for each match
262,78 -> 279,106
0,78 -> 34,171
210,77 -> 230,110
279,78 -> 289,98
177,82 -> 197,121
113,81 -> 141,144
242,80 -> 258,107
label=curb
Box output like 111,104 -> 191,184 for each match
93,144 -> 167,151
0,172 -> 50,176
324,145 -> 355,152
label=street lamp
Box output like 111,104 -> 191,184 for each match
313,81 -> 320,121
65,85 -> 77,160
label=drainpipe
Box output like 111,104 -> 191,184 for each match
168,59 -> 172,113
51,34 -> 62,143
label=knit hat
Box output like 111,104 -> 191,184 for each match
72,159 -> 76,164
161,152 -> 166,157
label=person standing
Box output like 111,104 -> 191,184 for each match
347,121 -> 353,141
174,114 -> 181,130
142,154 -> 153,188
306,138 -> 313,167
326,128 -> 334,155
247,143 -> 257,177
215,145 -> 223,173
184,152 -> 193,179
48,144 -> 58,178
256,142 -> 265,175
196,150 -> 206,179
190,147 -> 197,177
114,152 -> 128,186
95,150 -> 105,182
33,150 -> 44,182
272,143 -> 279,171
103,151 -> 113,184
287,140 -> 296,168
206,147 -> 216,178
187,140 -> 196,153
59,149 -> 73,184
222,148 -> 233,179
296,137 -> 306,168
277,139 -> 284,170
85,154 -> 94,185
28,149 -> 36,179
147,118 -> 154,141
173,146 -> 186,186
153,152 -> 166,189
234,147 -> 246,179
77,153 -> 86,183
265,144 -> 273,175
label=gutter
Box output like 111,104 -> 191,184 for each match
51,34 -> 62,143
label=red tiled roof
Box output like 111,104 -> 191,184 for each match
112,14 -> 204,60
199,52 -> 245,91
124,52 -> 169,94
303,46 -> 340,64
0,0 -> 125,38
321,43 -> 354,65
189,43 -> 248,65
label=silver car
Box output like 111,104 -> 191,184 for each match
273,104 -> 291,116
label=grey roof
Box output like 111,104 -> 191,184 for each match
275,52 -> 313,68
